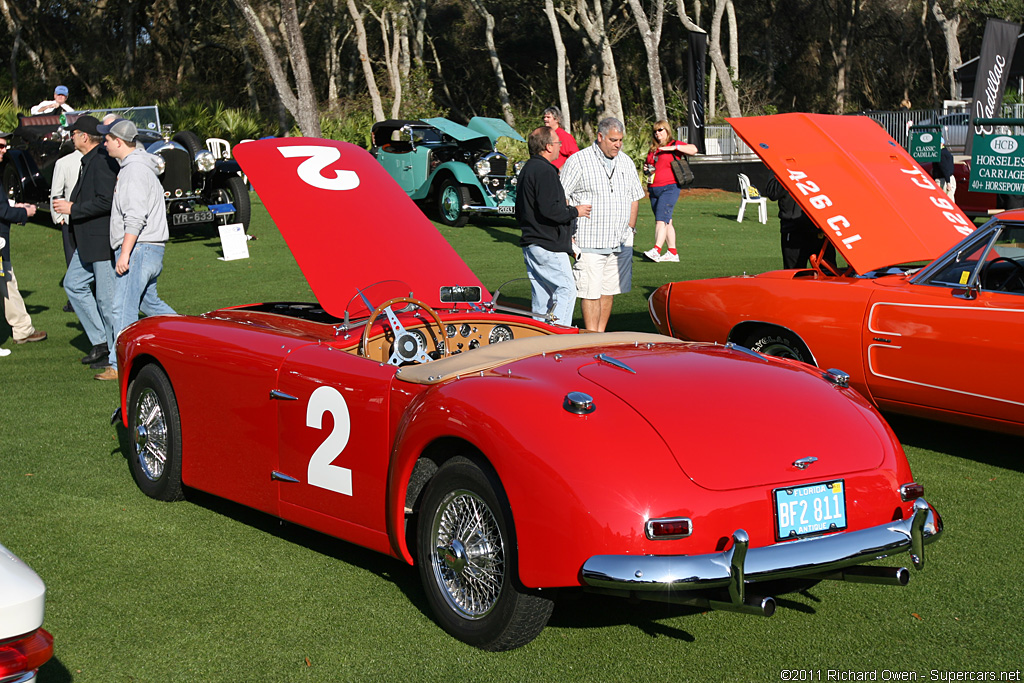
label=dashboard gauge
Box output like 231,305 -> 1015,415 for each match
489,325 -> 514,344
469,339 -> 481,350
410,329 -> 428,348
459,323 -> 472,338
446,324 -> 457,338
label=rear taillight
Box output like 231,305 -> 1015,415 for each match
645,517 -> 692,540
0,628 -> 54,676
900,482 -> 925,502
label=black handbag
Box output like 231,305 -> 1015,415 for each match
670,156 -> 694,187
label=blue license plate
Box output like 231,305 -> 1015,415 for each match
773,480 -> 847,540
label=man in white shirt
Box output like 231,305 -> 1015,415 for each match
31,85 -> 73,115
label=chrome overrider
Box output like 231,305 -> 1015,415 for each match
580,498 -> 942,617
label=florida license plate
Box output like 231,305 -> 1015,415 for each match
496,205 -> 515,214
773,480 -> 847,540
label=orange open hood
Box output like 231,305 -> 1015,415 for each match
729,113 -> 975,273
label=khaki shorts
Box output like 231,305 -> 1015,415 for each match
573,250 -> 632,299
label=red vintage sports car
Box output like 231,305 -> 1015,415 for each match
651,113 -> 1023,436
114,137 -> 942,651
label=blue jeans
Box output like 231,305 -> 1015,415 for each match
109,243 -> 176,368
523,244 -> 574,327
649,184 -> 681,223
64,250 -> 115,349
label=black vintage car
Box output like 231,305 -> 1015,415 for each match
2,106 -> 250,232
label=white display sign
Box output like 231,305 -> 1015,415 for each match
217,223 -> 249,261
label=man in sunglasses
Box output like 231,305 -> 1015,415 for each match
0,134 -> 46,345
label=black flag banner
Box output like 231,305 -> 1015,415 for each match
687,29 -> 708,154
966,18 -> 1020,156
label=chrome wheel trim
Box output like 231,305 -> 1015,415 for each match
133,387 -> 169,481
440,186 -> 460,222
430,489 -> 505,619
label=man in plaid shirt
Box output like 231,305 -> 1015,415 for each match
560,117 -> 645,331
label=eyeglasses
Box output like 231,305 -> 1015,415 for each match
0,143 -> 8,150
548,140 -> 562,146
654,128 -> 666,133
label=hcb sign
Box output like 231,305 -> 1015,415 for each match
970,134 -> 1024,193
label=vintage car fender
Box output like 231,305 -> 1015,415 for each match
424,163 -> 492,203
386,367 -> 690,588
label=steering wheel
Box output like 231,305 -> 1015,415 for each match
983,256 -> 1024,291
359,297 -> 448,365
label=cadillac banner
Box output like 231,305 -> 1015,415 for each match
966,18 -> 1020,157
687,30 -> 707,155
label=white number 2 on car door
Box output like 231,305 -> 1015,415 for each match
306,385 -> 352,495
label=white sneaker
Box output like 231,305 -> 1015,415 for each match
643,247 -> 661,261
659,251 -> 679,262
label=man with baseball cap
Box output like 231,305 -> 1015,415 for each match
53,115 -> 120,370
31,85 -> 73,115
94,117 -> 175,380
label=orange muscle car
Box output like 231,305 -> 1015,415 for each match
650,113 -> 1024,436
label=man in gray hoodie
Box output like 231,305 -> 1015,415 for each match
94,118 -> 176,381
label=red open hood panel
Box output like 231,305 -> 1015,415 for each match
233,138 -> 487,315
729,114 -> 975,273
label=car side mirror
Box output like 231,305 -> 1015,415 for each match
952,284 -> 978,300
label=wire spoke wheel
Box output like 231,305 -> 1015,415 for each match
126,364 -> 184,501
133,388 -> 169,481
416,457 -> 552,650
430,489 -> 505,618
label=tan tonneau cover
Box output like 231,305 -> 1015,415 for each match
395,331 -> 684,385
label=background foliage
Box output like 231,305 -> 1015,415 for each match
1,0 -> 1023,142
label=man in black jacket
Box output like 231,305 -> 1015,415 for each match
515,126 -> 590,326
764,172 -> 837,270
0,133 -> 45,346
52,116 -> 120,367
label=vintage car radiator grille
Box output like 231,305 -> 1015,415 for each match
489,156 -> 508,176
161,148 -> 193,198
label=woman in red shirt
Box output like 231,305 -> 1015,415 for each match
642,120 -> 697,262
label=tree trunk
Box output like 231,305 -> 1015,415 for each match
345,0 -> 386,121
232,0 -> 322,136
561,0 -> 624,124
543,0 -> 572,132
467,0 -> 515,127
830,0 -> 860,114
706,0 -> 741,116
931,0 -> 962,100
726,0 -> 738,82
626,0 -> 667,122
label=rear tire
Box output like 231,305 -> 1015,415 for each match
127,364 -> 184,502
416,457 -> 552,650
746,328 -> 813,364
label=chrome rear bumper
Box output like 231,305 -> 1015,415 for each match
581,498 -> 941,607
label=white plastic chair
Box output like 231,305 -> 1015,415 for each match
737,173 -> 768,224
206,138 -> 231,160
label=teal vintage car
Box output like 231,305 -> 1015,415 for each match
370,117 -> 524,227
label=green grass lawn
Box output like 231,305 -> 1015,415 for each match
1,190 -> 1021,681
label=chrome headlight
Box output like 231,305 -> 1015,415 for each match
474,158 -> 491,177
514,160 -> 526,176
152,153 -> 166,175
495,189 -> 508,201
194,150 -> 216,173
